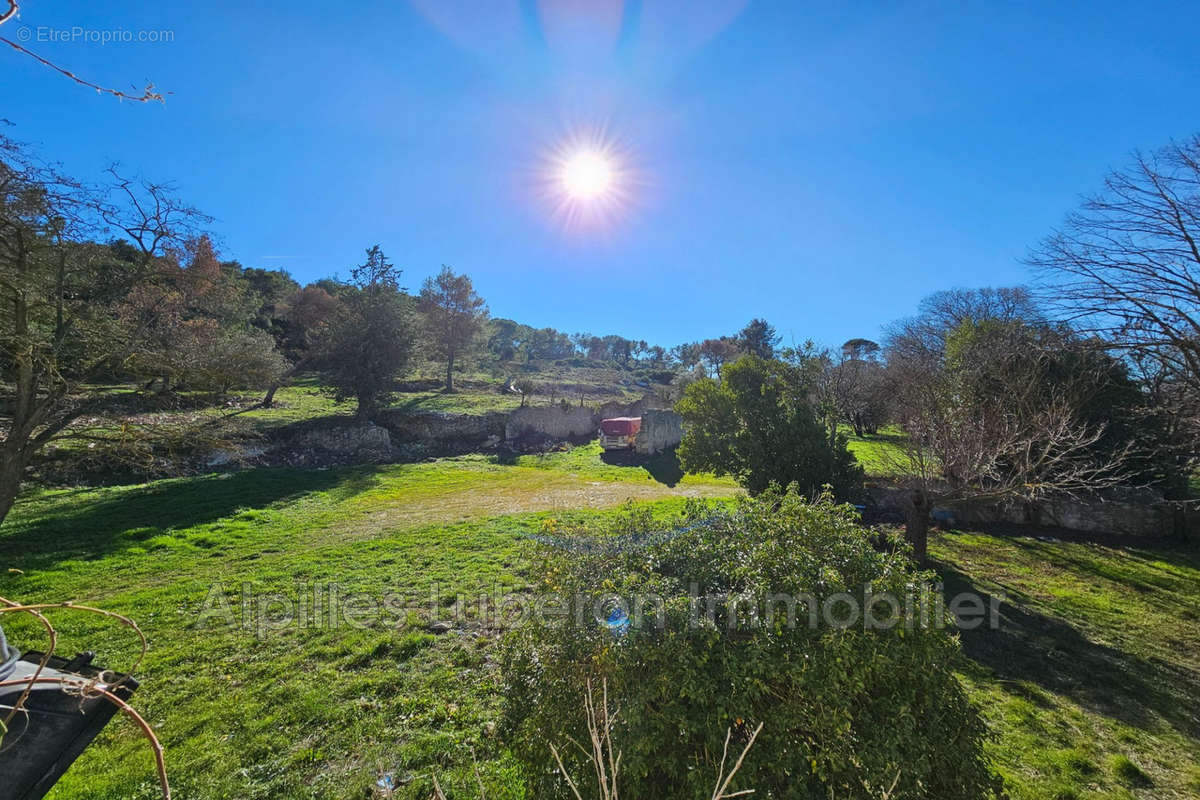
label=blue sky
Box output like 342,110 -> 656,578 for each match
4,0 -> 1199,348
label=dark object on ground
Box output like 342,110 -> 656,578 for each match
0,650 -> 138,800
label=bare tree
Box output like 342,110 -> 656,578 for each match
885,286 -> 1042,363
885,363 -> 1134,563
882,300 -> 1144,562
0,137 -> 204,525
1030,136 -> 1200,477
1030,137 -> 1200,382
513,377 -> 535,407
829,339 -> 887,436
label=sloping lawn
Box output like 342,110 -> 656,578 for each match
931,529 -> 1200,800
1,455 -> 1196,799
0,452 -> 734,799
841,425 -> 910,477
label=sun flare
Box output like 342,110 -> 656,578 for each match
560,150 -> 614,200
538,127 -> 635,233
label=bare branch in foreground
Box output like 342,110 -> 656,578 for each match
0,2 -> 167,103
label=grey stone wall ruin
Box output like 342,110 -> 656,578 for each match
505,405 -> 598,443
634,409 -> 684,455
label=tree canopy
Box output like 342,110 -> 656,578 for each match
676,355 -> 863,498
418,266 -> 487,392
319,246 -> 414,419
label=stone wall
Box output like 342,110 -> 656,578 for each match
634,409 -> 684,455
864,485 -> 1175,537
274,422 -> 394,465
968,491 -> 1174,536
597,398 -> 646,420
505,405 -> 597,443
380,410 -> 505,450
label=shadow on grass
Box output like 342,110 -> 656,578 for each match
934,553 -> 1200,740
0,467 -> 382,572
599,448 -> 685,487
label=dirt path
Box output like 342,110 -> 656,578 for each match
349,474 -> 737,540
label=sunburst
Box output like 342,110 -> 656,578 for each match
538,126 -> 635,233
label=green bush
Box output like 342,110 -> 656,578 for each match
676,355 -> 863,498
501,490 -> 996,799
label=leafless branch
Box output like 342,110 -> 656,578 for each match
1031,136 -> 1200,396
0,2 -> 166,103
548,679 -> 762,800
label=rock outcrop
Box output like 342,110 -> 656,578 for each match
277,422 -> 394,465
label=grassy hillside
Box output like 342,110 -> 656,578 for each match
39,361 -> 658,466
842,425 -> 909,476
2,448 -> 1195,799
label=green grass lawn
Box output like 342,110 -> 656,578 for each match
0,448 -> 734,800
237,379 -> 522,422
1,451 -> 1197,799
841,425 -> 910,477
930,529 -> 1200,800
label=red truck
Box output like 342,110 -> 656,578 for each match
599,417 -> 641,451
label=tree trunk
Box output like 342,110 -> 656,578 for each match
904,489 -> 932,565
445,352 -> 455,393
3,267 -> 32,528
0,454 -> 25,528
261,358 -> 310,408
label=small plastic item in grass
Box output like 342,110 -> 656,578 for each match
604,607 -> 630,635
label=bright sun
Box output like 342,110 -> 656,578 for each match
560,150 -> 613,199
538,127 -> 633,232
